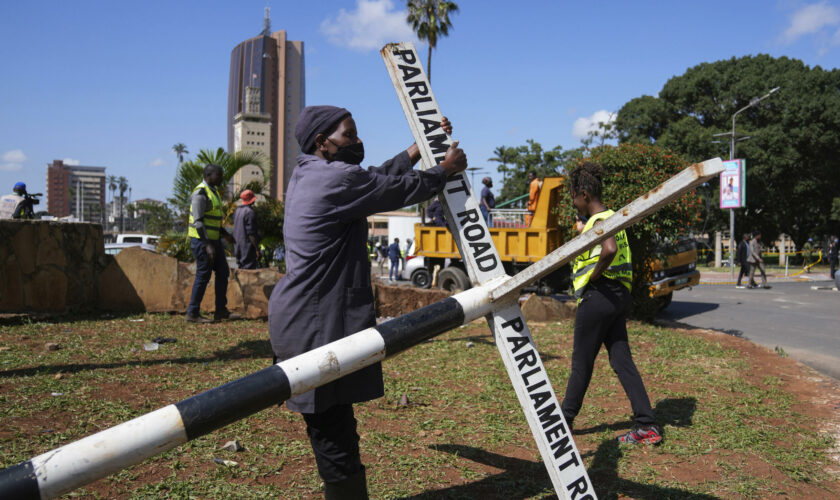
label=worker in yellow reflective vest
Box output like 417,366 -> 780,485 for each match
561,162 -> 661,445
186,164 -> 234,323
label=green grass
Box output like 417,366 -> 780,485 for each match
0,314 -> 837,499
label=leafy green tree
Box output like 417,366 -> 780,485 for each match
172,143 -> 189,166
406,0 -> 459,82
134,201 -> 179,236
615,54 -> 840,246
556,144 -> 703,319
491,140 -> 581,204
169,148 -> 271,219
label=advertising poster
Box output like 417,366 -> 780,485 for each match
720,159 -> 746,209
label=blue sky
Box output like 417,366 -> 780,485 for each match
2,0 -> 839,203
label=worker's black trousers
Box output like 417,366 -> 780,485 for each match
302,404 -> 363,483
561,278 -> 656,426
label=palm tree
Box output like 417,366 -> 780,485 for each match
172,143 -> 189,166
169,148 -> 271,222
489,145 -> 518,179
107,175 -> 118,219
118,176 -> 128,232
406,0 -> 459,82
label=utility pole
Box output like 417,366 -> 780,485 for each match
714,86 -> 780,279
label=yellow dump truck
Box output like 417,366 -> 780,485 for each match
413,176 -> 699,301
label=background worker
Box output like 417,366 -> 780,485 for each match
479,177 -> 495,226
268,106 -> 466,498
233,189 -> 261,269
186,164 -> 235,323
736,232 -> 752,288
802,238 -> 814,272
388,237 -> 401,282
562,162 -> 661,445
526,171 -> 541,226
427,196 -> 446,226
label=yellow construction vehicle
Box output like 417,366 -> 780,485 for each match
413,177 -> 699,302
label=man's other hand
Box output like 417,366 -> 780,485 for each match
205,243 -> 216,262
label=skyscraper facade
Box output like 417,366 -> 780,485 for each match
46,160 -> 106,222
228,24 -> 304,200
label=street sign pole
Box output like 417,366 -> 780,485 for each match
382,42 -> 595,499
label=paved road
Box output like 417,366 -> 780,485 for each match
662,279 -> 840,380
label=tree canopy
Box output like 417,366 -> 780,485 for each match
489,140 -> 580,204
615,54 -> 840,245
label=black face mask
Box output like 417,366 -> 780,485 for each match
327,139 -> 365,165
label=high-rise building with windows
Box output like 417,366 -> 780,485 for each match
46,160 -> 106,222
228,10 -> 304,200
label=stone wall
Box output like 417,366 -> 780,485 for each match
98,247 -> 282,318
0,220 -> 105,312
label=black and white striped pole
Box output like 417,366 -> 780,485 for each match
0,155 -> 723,499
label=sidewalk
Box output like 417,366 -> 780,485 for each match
698,266 -> 834,285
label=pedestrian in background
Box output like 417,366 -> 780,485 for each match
233,189 -> 261,270
736,232 -> 752,288
828,235 -> 838,279
747,230 -> 770,289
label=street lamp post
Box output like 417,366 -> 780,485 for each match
720,86 -> 780,279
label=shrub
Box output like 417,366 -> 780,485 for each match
556,143 -> 703,319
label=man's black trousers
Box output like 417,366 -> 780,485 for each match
302,404 -> 363,483
561,278 -> 656,426
737,262 -> 751,285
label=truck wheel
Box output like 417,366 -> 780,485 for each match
438,267 -> 470,292
657,292 -> 673,310
411,268 -> 432,289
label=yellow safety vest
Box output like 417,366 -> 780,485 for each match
187,181 -> 223,240
572,209 -> 632,299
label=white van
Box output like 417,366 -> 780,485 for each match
116,234 -> 159,246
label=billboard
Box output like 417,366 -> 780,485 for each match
720,159 -> 746,209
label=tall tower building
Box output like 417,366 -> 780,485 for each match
46,160 -> 106,222
231,87 -> 272,193
228,10 -> 305,200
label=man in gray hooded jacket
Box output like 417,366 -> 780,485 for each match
268,105 -> 466,498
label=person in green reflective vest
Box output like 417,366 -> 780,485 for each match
186,164 -> 234,323
561,162 -> 661,445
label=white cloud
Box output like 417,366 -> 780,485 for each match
781,2 -> 840,43
149,158 -> 166,167
572,110 -> 615,139
1,149 -> 27,171
320,0 -> 416,51
63,158 -> 81,166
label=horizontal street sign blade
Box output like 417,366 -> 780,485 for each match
491,158 -> 724,300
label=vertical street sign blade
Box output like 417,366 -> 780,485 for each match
381,41 -> 595,499
490,302 -> 596,497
